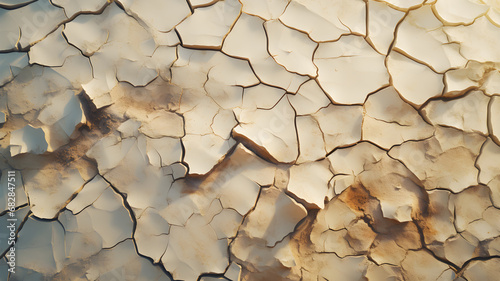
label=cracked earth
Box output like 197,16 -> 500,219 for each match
0,0 -> 500,280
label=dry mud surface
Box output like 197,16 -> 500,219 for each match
1,0 -> 500,280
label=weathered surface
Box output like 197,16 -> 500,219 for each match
1,0 -> 499,280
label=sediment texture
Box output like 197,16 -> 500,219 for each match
1,0 -> 500,280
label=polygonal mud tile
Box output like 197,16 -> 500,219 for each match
387,51 -> 444,106
314,36 -> 389,104
176,0 -> 241,49
362,86 -> 434,149
279,0 -> 365,42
